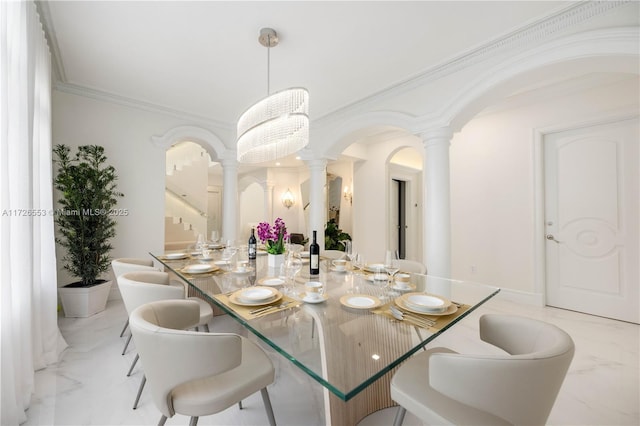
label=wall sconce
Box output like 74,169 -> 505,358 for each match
343,186 -> 353,205
282,188 -> 295,209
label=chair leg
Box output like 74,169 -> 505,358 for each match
133,375 -> 146,409
122,333 -> 132,355
158,415 -> 167,426
238,400 -> 243,409
119,319 -> 129,337
127,354 -> 139,376
195,326 -> 200,332
311,317 -> 315,339
203,323 -> 209,332
393,406 -> 406,426
261,388 -> 276,426
189,416 -> 198,426
413,326 -> 427,351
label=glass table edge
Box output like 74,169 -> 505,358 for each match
150,253 -> 352,400
151,252 -> 501,401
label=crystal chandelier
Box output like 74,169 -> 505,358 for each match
237,28 -> 309,164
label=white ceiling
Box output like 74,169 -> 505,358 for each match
43,1 -> 575,126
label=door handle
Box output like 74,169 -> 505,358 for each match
546,234 -> 561,243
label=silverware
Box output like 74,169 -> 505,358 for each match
249,301 -> 291,315
390,305 -> 436,326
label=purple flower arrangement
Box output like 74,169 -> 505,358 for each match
256,218 -> 288,255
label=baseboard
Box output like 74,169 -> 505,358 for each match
494,288 -> 545,307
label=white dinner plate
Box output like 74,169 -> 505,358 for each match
401,292 -> 451,313
258,277 -> 285,287
237,286 -> 278,303
300,251 -> 310,258
395,296 -> 458,316
330,266 -> 348,273
229,290 -> 283,307
339,294 -> 381,310
164,252 -> 188,260
181,264 -> 218,274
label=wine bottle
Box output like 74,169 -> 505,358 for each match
310,230 -> 320,275
248,228 -> 257,260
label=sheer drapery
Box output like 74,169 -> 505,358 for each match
1,2 -> 67,424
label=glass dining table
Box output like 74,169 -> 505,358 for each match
151,249 -> 500,425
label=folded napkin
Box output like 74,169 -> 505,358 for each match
214,292 -> 301,320
371,301 -> 470,331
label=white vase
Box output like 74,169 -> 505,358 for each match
58,279 -> 112,318
267,253 -> 284,269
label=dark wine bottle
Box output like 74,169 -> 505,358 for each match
310,230 -> 320,275
248,228 -> 257,260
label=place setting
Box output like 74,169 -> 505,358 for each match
215,286 -> 301,320
372,292 -> 470,330
179,263 -> 220,276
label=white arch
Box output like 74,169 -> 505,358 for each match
439,27 -> 640,132
319,110 -> 418,158
150,125 -> 232,161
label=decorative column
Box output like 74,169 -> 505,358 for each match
220,153 -> 238,244
421,127 -> 453,278
265,180 -> 275,223
306,158 -> 328,250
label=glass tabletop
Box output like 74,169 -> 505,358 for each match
151,251 -> 500,401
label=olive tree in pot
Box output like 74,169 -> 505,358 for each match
53,144 -> 124,317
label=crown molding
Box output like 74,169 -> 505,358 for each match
41,0 -> 630,134
314,0 -> 631,125
35,0 -> 66,82
54,81 -> 233,133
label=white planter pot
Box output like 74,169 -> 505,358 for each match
267,253 -> 284,269
58,280 -> 112,318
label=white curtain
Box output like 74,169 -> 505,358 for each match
1,2 -> 67,424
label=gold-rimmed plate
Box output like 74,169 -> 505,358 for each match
229,289 -> 283,307
339,294 -> 381,310
395,296 -> 457,316
181,264 -> 218,274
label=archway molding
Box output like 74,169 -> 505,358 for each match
437,27 -> 640,133
151,125 -> 233,161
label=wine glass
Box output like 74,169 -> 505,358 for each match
210,230 -> 220,245
384,250 -> 400,299
285,256 -> 302,296
195,234 -> 206,254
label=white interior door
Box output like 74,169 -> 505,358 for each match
544,118 -> 639,323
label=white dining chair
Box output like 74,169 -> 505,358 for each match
112,257 -> 159,341
119,271 -> 214,410
129,299 -> 276,426
391,314 -> 575,426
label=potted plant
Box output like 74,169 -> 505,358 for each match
53,144 -> 124,317
324,218 -> 351,251
256,218 -> 288,268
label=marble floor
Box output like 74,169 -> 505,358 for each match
23,294 -> 639,426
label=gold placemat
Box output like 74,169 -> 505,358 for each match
214,291 -> 301,320
371,301 -> 470,332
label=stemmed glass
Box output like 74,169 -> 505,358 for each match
285,255 -> 302,296
220,245 -> 237,271
195,234 -> 206,254
384,250 -> 400,299
210,230 -> 220,246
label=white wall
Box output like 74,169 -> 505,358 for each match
52,90 -> 216,285
450,76 -> 639,293
352,137 -> 424,264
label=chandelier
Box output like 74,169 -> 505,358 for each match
237,28 -> 309,164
